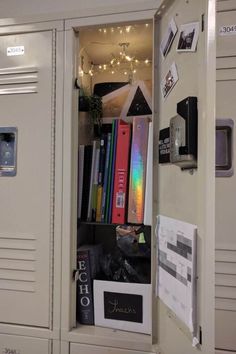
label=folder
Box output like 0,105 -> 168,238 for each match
128,117 -> 149,224
112,120 -> 131,224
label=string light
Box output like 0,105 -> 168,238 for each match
80,23 -> 152,78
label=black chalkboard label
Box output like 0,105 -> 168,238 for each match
159,127 -> 170,163
104,291 -> 143,323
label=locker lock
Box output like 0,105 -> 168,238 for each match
0,127 -> 17,176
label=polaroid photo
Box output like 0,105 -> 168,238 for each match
160,18 -> 178,58
177,22 -> 199,52
161,62 -> 179,99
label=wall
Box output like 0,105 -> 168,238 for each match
0,0 -> 160,20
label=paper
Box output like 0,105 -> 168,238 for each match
160,62 -> 179,99
176,22 -> 199,52
160,18 -> 178,58
156,215 -> 197,334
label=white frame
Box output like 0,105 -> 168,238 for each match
94,280 -> 152,335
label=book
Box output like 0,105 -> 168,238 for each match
91,147 -> 100,221
112,120 -> 131,224
101,133 -> 112,222
78,145 -> 85,219
128,117 -> 149,224
77,244 -> 103,325
77,248 -> 93,324
105,120 -> 117,223
96,134 -> 107,222
144,122 -> 153,226
81,145 -> 93,221
87,140 -> 99,221
107,119 -> 118,223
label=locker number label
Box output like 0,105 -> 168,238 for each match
219,25 -> 236,36
3,349 -> 20,354
7,46 -> 24,56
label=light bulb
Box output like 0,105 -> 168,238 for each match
125,55 -> 132,62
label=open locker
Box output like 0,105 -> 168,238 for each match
61,0 -> 215,353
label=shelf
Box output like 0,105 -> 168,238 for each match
66,324 -> 153,352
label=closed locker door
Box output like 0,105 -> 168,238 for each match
216,9 -> 236,352
0,30 -> 55,327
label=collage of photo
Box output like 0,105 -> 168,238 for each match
160,19 -> 199,99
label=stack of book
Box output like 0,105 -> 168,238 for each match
78,117 -> 152,225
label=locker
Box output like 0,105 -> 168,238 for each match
215,3 -> 236,351
0,334 -> 50,354
61,1 -> 215,354
0,0 -> 216,353
0,30 -> 56,328
70,342 -> 155,354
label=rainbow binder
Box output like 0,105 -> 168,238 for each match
128,117 -> 149,224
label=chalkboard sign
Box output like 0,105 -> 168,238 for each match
104,291 -> 143,323
159,127 -> 170,163
94,280 -> 151,334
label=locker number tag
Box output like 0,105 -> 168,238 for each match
219,25 -> 236,36
7,46 -> 24,56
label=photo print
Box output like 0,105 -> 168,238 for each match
160,18 -> 178,58
177,22 -> 199,52
161,62 -> 179,99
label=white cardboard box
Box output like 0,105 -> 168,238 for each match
94,280 -> 152,334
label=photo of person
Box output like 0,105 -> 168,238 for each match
160,18 -> 178,58
177,22 -> 199,52
161,62 -> 179,99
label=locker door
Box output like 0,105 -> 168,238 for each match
154,0 -> 215,354
215,8 -> 236,352
0,30 -> 55,327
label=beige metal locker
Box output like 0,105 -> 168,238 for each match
70,342 -> 154,354
61,0 -> 215,353
0,0 -> 216,353
215,3 -> 236,352
0,334 -> 50,354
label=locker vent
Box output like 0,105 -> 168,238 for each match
215,248 -> 236,312
0,66 -> 38,95
0,233 -> 36,293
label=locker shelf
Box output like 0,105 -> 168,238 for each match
67,324 -> 153,352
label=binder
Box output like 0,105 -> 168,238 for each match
112,120 -> 131,224
128,117 -> 149,224
144,122 -> 153,226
